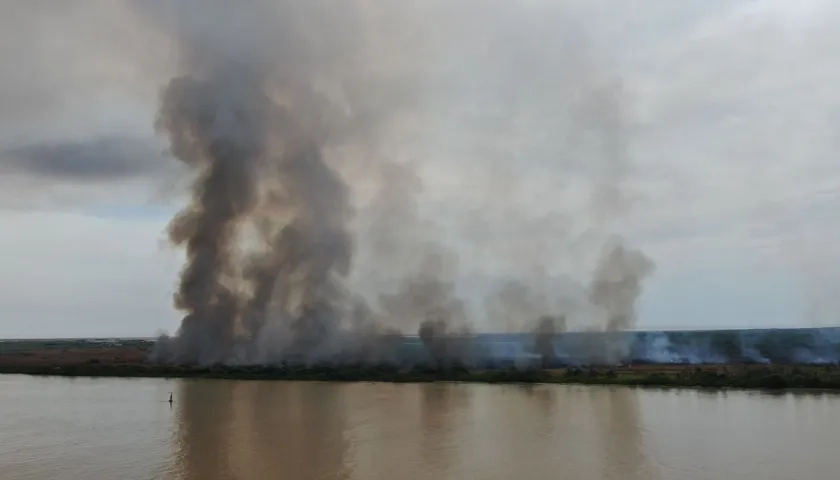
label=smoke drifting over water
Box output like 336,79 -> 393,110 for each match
148,0 -> 657,367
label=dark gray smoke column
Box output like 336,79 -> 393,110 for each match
242,141 -> 354,359
157,74 -> 268,364
534,315 -> 566,367
587,239 -> 655,363
589,241 -> 655,332
145,0 -> 365,365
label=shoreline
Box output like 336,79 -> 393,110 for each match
2,343 -> 840,391
3,363 -> 840,392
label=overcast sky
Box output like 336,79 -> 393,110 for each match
1,0 -> 839,338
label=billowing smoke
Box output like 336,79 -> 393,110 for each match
456,327 -> 840,367
533,315 -> 566,367
584,240 -> 656,363
155,75 -> 272,364
145,0 -> 660,367
625,327 -> 840,365
589,241 -> 655,333
354,158 -> 478,366
145,0 -> 373,364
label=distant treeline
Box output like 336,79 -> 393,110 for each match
0,338 -> 153,353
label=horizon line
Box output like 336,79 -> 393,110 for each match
3,326 -> 840,342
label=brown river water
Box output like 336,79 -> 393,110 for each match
0,375 -> 838,480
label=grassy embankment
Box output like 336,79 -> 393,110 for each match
0,346 -> 840,390
2,341 -> 840,390
3,355 -> 840,390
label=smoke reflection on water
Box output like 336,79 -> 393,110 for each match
418,384 -> 472,475
171,381 -> 654,480
175,380 -> 236,480
174,381 -> 351,480
596,388 -> 654,480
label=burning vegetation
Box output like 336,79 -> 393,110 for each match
141,0 -> 661,369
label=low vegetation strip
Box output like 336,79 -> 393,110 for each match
2,354 -> 840,391
3,343 -> 840,391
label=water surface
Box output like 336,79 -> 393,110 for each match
1,375 -> 838,479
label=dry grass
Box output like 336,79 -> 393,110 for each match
0,346 -> 147,367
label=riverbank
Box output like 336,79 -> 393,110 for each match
3,343 -> 840,390
2,356 -> 840,391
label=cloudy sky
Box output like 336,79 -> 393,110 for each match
1,0 -> 839,338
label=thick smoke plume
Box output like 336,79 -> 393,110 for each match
584,240 -> 656,363
147,0 -> 660,367
147,0 -> 368,364
533,315 -> 566,367
156,75 -> 271,364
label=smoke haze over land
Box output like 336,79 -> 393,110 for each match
135,0 -> 663,366
1,1 -> 840,354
